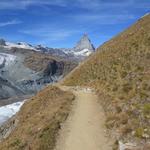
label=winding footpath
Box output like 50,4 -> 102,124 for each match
55,86 -> 113,150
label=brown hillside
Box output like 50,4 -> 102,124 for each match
63,14 -> 150,146
24,53 -> 77,76
10,47 -> 77,76
0,86 -> 74,150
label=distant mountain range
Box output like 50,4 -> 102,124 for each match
0,34 -> 95,59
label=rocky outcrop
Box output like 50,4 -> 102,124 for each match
44,60 -> 64,76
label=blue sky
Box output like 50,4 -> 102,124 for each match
0,0 -> 149,48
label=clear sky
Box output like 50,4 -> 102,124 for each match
0,0 -> 149,48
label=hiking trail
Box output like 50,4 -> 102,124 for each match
55,86 -> 112,150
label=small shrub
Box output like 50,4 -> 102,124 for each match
119,114 -> 128,124
140,91 -> 149,99
122,83 -> 132,93
119,124 -> 132,135
135,127 -> 144,138
143,103 -> 150,115
146,52 -> 150,59
142,83 -> 149,90
120,71 -> 128,78
115,105 -> 122,113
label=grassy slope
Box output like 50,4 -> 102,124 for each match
0,86 -> 74,150
64,15 -> 150,143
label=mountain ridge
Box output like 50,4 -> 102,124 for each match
0,34 -> 95,59
73,34 -> 95,52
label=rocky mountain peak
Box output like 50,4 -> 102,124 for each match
73,34 -> 95,52
17,42 -> 32,47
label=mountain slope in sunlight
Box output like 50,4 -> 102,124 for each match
64,14 -> 150,148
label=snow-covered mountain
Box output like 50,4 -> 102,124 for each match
5,41 -> 36,51
35,45 -> 69,58
60,34 -> 95,59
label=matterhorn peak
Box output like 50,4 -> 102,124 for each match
73,34 -> 95,53
71,34 -> 95,57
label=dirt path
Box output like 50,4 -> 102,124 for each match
55,86 -> 112,150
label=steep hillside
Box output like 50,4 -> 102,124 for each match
0,86 -> 74,150
24,52 -> 77,76
63,14 -> 150,147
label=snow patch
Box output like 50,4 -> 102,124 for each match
0,101 -> 25,125
73,49 -> 92,56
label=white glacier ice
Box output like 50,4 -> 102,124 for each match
0,53 -> 16,66
73,48 -> 92,56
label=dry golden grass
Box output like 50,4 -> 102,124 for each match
63,14 -> 150,142
0,86 -> 75,150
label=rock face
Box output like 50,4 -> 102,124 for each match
44,60 -> 64,76
67,34 -> 96,58
0,39 -> 6,46
73,34 -> 95,52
